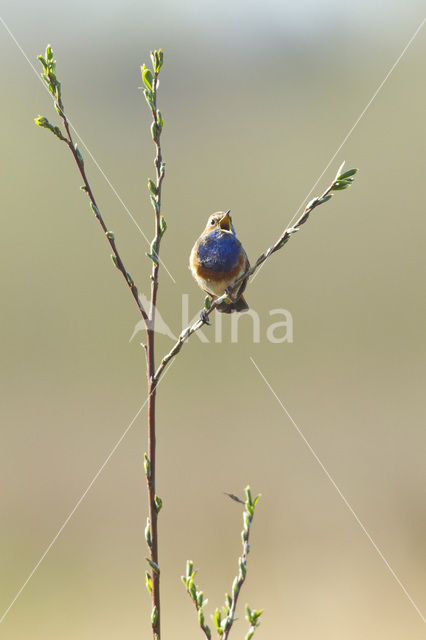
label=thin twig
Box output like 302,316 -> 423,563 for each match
35,46 -> 165,640
35,61 -> 150,326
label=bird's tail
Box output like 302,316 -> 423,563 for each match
216,295 -> 249,314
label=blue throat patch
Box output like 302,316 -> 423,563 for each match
197,229 -> 241,272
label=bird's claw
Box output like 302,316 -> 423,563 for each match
200,309 -> 211,325
225,286 -> 237,303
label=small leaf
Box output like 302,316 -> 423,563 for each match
213,608 -> 222,629
318,194 -> 333,204
146,252 -> 159,265
141,64 -> 153,92
38,55 -> 48,69
111,255 -> 120,269
338,167 -> 358,180
333,183 -> 350,191
145,572 -> 152,594
160,216 -> 167,236
334,160 -> 346,182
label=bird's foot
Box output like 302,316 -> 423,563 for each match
225,286 -> 237,303
200,308 -> 211,326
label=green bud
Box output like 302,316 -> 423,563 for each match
198,610 -> 205,626
213,608 -> 222,628
126,272 -> 134,286
204,296 -> 212,311
151,121 -> 158,141
245,486 -> 253,507
150,49 -> 164,73
34,116 -> 50,128
232,577 -> 238,594
145,557 -> 160,574
186,560 -> 194,578
111,255 -> 119,269
145,572 -> 152,594
156,109 -> 163,132
106,230 -> 115,240
144,452 -> 152,479
150,195 -> 159,212
46,44 -> 53,61
204,625 -> 211,639
145,518 -> 151,546
151,605 -> 158,626
74,143 -> 84,166
90,202 -> 100,218
148,178 -> 158,195
160,216 -> 167,236
143,89 -> 155,110
154,494 -> 163,513
189,580 -> 197,601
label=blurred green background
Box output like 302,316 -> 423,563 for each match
1,1 -> 425,638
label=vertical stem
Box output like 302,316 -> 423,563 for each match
146,61 -> 164,640
147,330 -> 160,638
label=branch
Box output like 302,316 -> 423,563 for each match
182,487 -> 262,640
155,164 -> 358,381
34,45 -> 149,326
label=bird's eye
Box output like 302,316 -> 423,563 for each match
210,218 -> 215,225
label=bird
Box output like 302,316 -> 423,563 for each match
189,210 -> 250,314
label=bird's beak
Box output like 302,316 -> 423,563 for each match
219,210 -> 232,232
